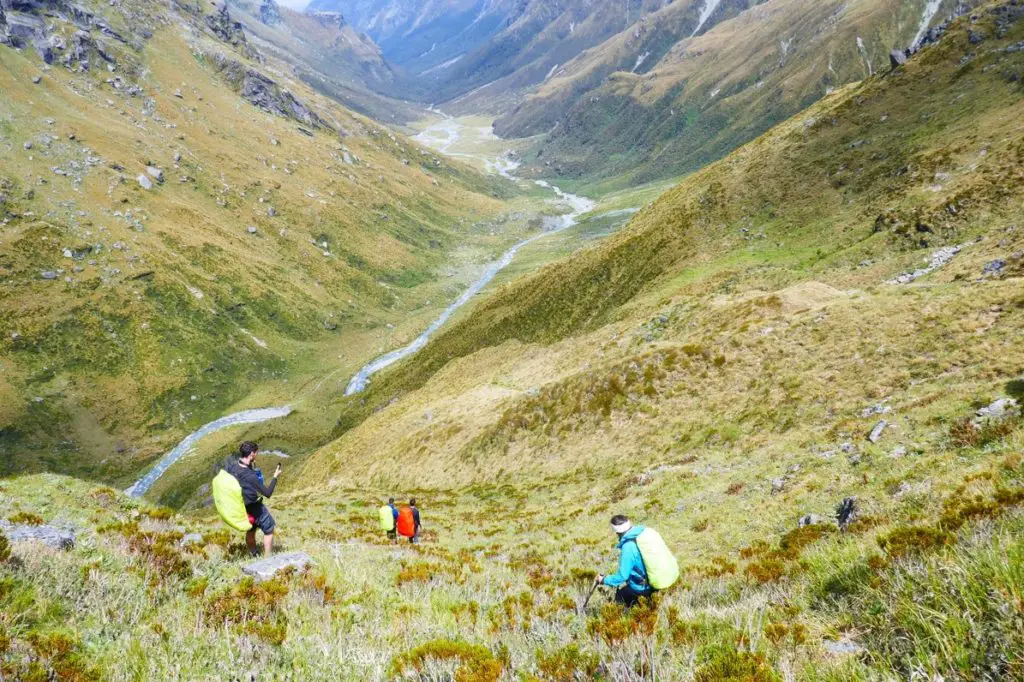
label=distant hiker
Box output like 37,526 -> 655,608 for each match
378,497 -> 399,542
396,498 -> 421,544
595,515 -> 679,607
213,441 -> 281,557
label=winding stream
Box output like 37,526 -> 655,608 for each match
127,406 -> 292,498
344,178 -> 594,395
128,114 -> 594,496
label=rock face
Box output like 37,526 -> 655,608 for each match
259,0 -> 281,25
307,10 -> 345,29
889,49 -> 907,69
0,520 -> 75,550
205,3 -> 260,61
241,551 -> 313,580
210,53 -> 330,129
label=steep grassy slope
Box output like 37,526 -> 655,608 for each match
227,0 -> 422,124
0,0 -> 525,485
498,0 -> 971,191
1,4 -> 1023,679
305,0 -> 1024,483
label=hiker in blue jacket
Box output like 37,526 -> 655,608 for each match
596,515 -> 654,607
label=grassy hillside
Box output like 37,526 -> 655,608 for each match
0,0 -> 529,487
306,0 -> 1024,486
498,0 -> 969,192
1,2 -> 1023,679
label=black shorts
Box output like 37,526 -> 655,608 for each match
247,503 -> 276,534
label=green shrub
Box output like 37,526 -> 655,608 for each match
694,643 -> 779,682
878,526 -> 954,559
536,644 -> 600,681
390,639 -> 504,682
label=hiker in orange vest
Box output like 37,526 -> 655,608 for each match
396,498 -> 421,543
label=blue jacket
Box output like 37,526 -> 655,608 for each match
603,525 -> 649,593
389,503 -> 399,520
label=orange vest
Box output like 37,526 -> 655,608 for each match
396,506 -> 415,537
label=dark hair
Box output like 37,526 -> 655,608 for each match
388,497 -> 395,504
610,514 -> 629,526
409,498 -> 417,506
239,441 -> 259,458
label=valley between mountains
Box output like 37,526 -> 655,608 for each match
1,0 -> 1024,679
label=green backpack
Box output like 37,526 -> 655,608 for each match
378,505 -> 395,531
212,469 -> 251,532
634,528 -> 680,590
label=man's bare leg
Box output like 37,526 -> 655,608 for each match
245,529 -> 258,555
263,532 -> 273,556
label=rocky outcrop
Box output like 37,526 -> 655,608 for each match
241,551 -> 313,580
0,0 -> 126,67
206,3 -> 260,61
210,52 -> 331,129
307,10 -> 345,29
0,520 -> 75,550
258,0 -> 281,25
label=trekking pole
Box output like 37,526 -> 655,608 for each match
581,581 -> 599,612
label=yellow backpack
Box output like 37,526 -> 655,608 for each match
378,505 -> 395,531
212,469 -> 251,532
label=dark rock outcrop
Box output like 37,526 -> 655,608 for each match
211,52 -> 330,129
206,3 -> 260,61
307,10 -> 344,29
258,0 -> 281,26
889,48 -> 907,69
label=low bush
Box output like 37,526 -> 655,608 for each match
204,578 -> 290,645
390,639 -> 504,682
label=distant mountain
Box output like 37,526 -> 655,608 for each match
228,0 -> 419,122
307,0 -> 674,108
498,0 -> 975,189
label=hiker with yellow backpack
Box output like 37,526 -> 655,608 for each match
595,514 -> 679,607
378,497 -> 399,542
211,441 -> 282,557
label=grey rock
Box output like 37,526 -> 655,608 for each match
824,638 -> 864,655
259,0 -> 281,25
973,398 -> 1018,425
40,270 -> 58,280
247,225 -> 257,234
173,88 -> 183,98
180,533 -> 204,546
173,152 -> 181,163
839,442 -> 855,454
23,141 -> 33,150
267,206 -> 276,217
983,259 -> 1005,275
860,403 -> 891,418
241,551 -> 313,581
32,75 -> 41,84
137,174 -> 153,190
890,445 -> 908,458
0,520 -> 74,550
889,49 -> 908,70
868,420 -> 888,443
798,514 -> 826,528
770,478 -> 786,495
848,453 -> 862,465
342,151 -> 352,165
146,166 -> 164,182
